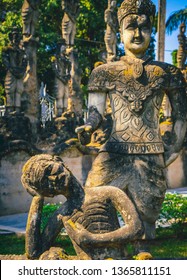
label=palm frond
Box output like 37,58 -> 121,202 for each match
166,8 -> 187,35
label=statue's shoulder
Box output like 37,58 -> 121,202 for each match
88,61 -> 124,92
150,60 -> 182,75
90,60 -> 125,76
149,61 -> 186,88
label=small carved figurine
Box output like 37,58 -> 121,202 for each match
22,154 -> 143,260
52,41 -> 71,116
2,27 -> 27,113
61,0 -> 80,47
104,0 -> 118,62
21,0 -> 40,40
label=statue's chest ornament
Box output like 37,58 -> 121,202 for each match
114,57 -> 166,113
122,55 -> 152,79
121,87 -> 152,113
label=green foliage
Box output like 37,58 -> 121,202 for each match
0,234 -> 25,255
55,236 -> 76,256
0,84 -> 5,105
41,203 -> 61,230
171,49 -> 178,66
158,193 -> 187,236
166,8 -> 187,35
159,108 -> 165,123
150,237 -> 187,260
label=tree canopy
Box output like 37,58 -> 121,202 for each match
166,7 -> 187,35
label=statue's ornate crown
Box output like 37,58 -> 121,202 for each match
118,0 -> 156,26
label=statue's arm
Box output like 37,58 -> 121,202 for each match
25,196 -> 44,259
165,85 -> 187,167
65,187 -> 143,247
76,92 -> 107,145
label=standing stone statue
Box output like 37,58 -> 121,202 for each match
21,1 -> 40,125
61,0 -> 80,47
104,0 -> 118,62
21,0 -> 40,40
76,0 -> 187,254
67,48 -> 83,115
52,41 -> 71,116
2,27 -> 27,113
177,22 -> 187,70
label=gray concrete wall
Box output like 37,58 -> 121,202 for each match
0,151 -> 32,216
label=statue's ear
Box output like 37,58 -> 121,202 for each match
119,28 -> 124,44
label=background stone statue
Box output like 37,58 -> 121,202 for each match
21,0 -> 40,40
104,0 -> 118,62
67,48 -> 83,115
177,22 -> 187,70
22,154 -> 142,260
52,41 -> 71,116
76,0 -> 187,255
2,27 -> 27,113
61,0 -> 80,47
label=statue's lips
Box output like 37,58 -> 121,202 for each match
132,40 -> 143,44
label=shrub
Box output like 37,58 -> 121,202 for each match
158,193 -> 187,237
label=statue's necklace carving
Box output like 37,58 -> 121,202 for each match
121,55 -> 152,79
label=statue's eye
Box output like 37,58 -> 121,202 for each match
126,24 -> 136,30
141,25 -> 150,32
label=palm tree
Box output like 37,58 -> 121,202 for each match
166,7 -> 187,34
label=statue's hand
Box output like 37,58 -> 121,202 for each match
25,185 -> 43,198
65,219 -> 93,247
163,120 -> 186,167
75,125 -> 93,145
164,147 -> 180,167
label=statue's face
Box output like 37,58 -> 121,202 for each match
111,1 -> 117,9
121,14 -> 151,57
46,162 -> 67,197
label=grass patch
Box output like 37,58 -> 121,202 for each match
1,194 -> 186,259
0,234 -> 25,255
150,239 -> 187,260
0,227 -> 186,259
0,234 -> 76,256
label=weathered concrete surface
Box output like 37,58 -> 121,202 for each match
0,151 -> 32,216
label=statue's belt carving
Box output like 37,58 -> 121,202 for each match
101,142 -> 164,154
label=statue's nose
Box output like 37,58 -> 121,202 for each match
134,28 -> 141,38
